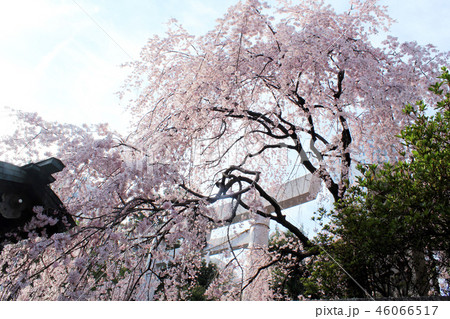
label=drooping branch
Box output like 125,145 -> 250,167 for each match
232,175 -> 313,248
242,246 -> 318,292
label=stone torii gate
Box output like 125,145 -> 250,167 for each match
142,173 -> 321,300
205,173 -> 321,256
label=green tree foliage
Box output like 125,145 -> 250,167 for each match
186,261 -> 218,301
306,68 -> 450,299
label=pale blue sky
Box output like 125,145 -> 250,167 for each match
0,0 -> 449,138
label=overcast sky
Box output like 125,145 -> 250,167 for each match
0,0 -> 449,139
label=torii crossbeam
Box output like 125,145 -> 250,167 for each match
205,173 -> 321,255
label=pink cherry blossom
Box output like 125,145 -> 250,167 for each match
0,0 -> 448,300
